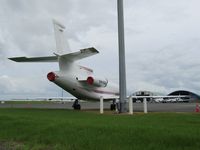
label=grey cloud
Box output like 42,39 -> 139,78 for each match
1,0 -> 200,99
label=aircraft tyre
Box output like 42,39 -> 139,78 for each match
110,104 -> 116,110
72,100 -> 81,110
74,104 -> 81,110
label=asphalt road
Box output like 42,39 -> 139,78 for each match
0,102 -> 198,112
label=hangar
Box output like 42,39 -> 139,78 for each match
132,91 -> 155,102
132,90 -> 200,103
168,90 -> 200,102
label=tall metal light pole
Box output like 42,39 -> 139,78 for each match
117,0 -> 127,113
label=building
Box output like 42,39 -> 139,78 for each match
168,90 -> 200,102
132,91 -> 155,102
131,90 -> 200,103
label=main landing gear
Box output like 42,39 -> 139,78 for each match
110,99 -> 119,111
72,99 -> 81,110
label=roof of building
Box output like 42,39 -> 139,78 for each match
168,90 -> 200,99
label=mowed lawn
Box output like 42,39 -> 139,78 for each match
0,109 -> 199,150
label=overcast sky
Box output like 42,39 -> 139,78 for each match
0,0 -> 200,100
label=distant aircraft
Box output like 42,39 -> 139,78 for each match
9,20 -> 119,110
153,98 -> 164,103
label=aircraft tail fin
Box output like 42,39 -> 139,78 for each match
8,20 -> 99,71
53,19 -> 71,54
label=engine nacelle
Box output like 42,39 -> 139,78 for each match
47,72 -> 58,82
87,76 -> 108,87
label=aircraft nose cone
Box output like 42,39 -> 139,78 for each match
47,72 -> 57,82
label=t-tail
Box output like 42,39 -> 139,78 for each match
9,19 -> 99,71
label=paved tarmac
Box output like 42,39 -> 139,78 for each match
0,102 -> 198,112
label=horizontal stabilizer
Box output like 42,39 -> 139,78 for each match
59,47 -> 99,61
9,56 -> 58,62
8,47 -> 99,64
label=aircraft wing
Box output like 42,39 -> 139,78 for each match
9,56 -> 58,62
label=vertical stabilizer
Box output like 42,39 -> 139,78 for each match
53,19 -> 71,54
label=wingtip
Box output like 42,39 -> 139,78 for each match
90,47 -> 99,53
8,57 -> 17,61
8,57 -> 26,62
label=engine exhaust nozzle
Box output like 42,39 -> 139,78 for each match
47,72 -> 57,82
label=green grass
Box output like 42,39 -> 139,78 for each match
0,109 -> 200,150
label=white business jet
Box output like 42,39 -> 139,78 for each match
9,20 -> 119,109
9,20 -> 190,110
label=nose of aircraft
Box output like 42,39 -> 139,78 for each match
47,72 -> 57,81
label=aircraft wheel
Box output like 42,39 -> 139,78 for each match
110,104 -> 116,110
74,104 -> 81,110
76,104 -> 81,110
